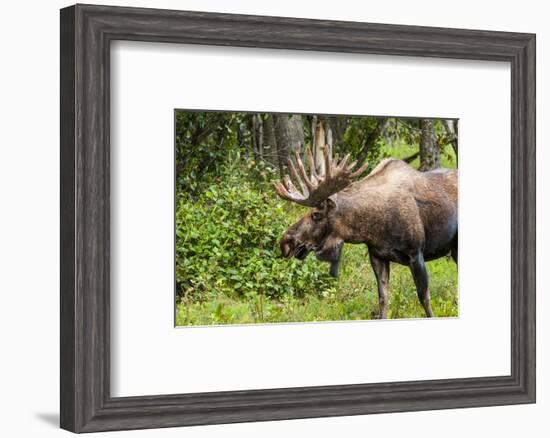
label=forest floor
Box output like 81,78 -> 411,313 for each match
175,244 -> 458,326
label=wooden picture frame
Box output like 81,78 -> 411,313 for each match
60,4 -> 536,433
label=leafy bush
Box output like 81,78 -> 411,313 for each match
175,169 -> 335,303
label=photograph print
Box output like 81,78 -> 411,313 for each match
175,111 -> 458,326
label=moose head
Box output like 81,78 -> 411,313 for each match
273,147 -> 369,277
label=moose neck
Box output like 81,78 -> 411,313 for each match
332,191 -> 379,245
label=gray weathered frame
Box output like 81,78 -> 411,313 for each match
60,3 -> 536,433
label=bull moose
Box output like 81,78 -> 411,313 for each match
273,147 -> 458,318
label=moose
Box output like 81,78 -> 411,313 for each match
273,147 -> 457,318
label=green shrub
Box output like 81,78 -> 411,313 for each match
175,171 -> 335,303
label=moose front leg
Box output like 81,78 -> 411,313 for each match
369,253 -> 390,319
409,252 -> 434,317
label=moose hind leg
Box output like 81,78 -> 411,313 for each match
451,234 -> 458,265
409,252 -> 434,317
451,247 -> 458,265
369,253 -> 390,319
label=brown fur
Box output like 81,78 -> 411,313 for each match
279,158 -> 458,318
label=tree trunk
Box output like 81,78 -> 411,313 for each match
273,114 -> 304,176
326,123 -> 333,158
313,118 -> 326,175
289,115 -> 305,152
419,119 -> 440,171
442,119 -> 458,165
250,114 -> 263,161
322,116 -> 348,150
311,115 -> 318,164
262,114 -> 278,169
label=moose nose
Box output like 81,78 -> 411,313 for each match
280,236 -> 293,258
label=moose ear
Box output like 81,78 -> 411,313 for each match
324,197 -> 337,212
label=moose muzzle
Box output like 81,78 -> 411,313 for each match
279,235 -> 309,261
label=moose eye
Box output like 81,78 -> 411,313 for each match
311,211 -> 323,221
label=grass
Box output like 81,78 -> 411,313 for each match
175,243 -> 458,326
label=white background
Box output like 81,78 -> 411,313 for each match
111,42 -> 510,396
0,0 -> 547,437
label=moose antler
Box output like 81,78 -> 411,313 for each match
273,146 -> 369,207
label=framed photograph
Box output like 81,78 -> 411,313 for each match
60,4 -> 536,433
